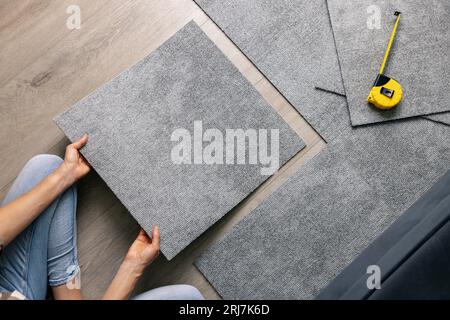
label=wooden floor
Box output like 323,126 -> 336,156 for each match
0,0 -> 325,299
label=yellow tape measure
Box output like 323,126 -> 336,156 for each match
367,11 -> 403,110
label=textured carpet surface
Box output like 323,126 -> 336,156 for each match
54,22 -> 304,260
194,0 -> 347,142
327,0 -> 450,126
425,112 -> 450,126
196,112 -> 450,299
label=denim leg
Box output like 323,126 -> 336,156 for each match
132,285 -> 205,300
47,186 -> 79,288
0,155 -> 78,299
0,203 -> 57,299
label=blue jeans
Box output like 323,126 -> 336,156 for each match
0,154 -> 204,300
133,285 -> 204,300
0,155 -> 79,299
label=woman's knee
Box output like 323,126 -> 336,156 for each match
22,154 -> 64,182
2,155 -> 65,206
26,154 -> 63,172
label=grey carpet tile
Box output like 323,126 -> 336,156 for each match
315,88 -> 450,126
54,22 -> 305,260
315,89 -> 450,126
196,116 -> 450,299
346,119 -> 450,213
194,0 -> 347,142
317,0 -> 450,127
327,0 -> 450,126
197,140 -> 393,299
425,113 -> 450,126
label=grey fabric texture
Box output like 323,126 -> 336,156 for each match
54,22 -> 305,260
196,113 -> 450,299
194,0 -> 347,142
425,112 -> 450,126
326,0 -> 450,126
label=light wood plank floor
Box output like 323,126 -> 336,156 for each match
0,0 -> 325,299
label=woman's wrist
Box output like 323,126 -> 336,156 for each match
54,163 -> 77,188
102,259 -> 145,300
122,257 -> 147,278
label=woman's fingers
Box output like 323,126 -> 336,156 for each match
71,133 -> 89,150
151,226 -> 160,249
80,154 -> 91,168
137,229 -> 151,243
138,229 -> 147,238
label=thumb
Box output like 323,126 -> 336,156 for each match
151,226 -> 160,249
71,134 -> 89,150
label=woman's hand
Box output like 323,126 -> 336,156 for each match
59,134 -> 91,185
125,227 -> 160,274
103,227 -> 160,300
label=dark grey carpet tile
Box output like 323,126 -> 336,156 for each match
327,0 -> 450,126
54,22 -> 305,260
194,0 -> 347,141
196,117 -> 450,299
